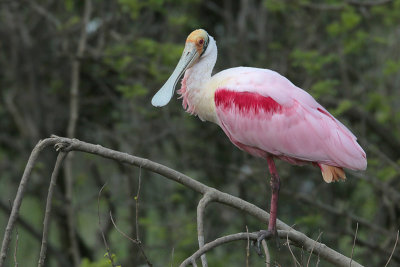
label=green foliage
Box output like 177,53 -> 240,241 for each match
377,166 -> 397,182
366,92 -> 391,123
81,254 -> 121,267
371,0 -> 400,26
326,7 -> 361,37
291,49 -> 338,75
343,30 -> 367,54
352,181 -> 377,220
331,99 -> 352,117
117,83 -> 148,99
310,79 -> 339,98
295,214 -> 324,228
263,0 -> 286,12
383,59 -> 400,76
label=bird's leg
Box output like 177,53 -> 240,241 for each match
267,156 -> 280,234
255,156 -> 281,255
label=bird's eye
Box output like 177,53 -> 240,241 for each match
198,39 -> 204,45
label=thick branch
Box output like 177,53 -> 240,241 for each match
0,136 -> 364,267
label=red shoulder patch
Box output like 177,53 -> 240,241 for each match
215,89 -> 282,114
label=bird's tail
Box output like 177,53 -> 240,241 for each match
320,164 -> 346,183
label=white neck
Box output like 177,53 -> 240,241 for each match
180,36 -> 218,122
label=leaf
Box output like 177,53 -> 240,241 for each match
331,99 -> 353,117
310,79 -> 339,98
291,49 -> 338,75
383,59 -> 400,76
116,83 -> 148,99
341,8 -> 361,31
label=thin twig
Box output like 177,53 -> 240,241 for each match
135,166 -> 142,241
13,226 -> 18,267
350,223 -> 359,267
170,247 -> 174,267
384,230 -> 399,267
307,232 -> 323,267
109,211 -> 153,267
246,226 -> 250,267
262,240 -> 270,267
0,201 -> 69,267
38,152 -> 67,267
98,183 -> 116,267
8,201 -> 18,267
286,231 -> 301,267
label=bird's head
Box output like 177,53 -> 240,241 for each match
151,29 -> 212,107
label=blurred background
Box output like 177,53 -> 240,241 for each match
0,0 -> 399,266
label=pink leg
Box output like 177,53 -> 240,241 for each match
267,156 -> 280,232
255,156 -> 280,255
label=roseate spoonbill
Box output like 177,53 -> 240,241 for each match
151,29 -> 367,249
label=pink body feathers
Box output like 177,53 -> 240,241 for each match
181,67 -> 367,182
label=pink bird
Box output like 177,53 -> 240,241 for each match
152,29 -> 367,248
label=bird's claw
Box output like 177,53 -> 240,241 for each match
253,229 -> 279,256
54,142 -> 71,152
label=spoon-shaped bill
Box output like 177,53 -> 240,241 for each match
151,43 -> 199,107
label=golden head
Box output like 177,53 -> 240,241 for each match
186,29 -> 209,56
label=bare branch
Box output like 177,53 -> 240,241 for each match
38,152 -> 67,267
196,192 -> 215,267
180,232 -> 260,267
98,183 -> 116,267
29,1 -> 61,28
245,226 -> 250,267
135,167 -> 142,241
350,223 -> 359,267
64,0 -> 92,264
0,201 -> 69,267
286,231 -> 301,267
13,227 -> 18,267
307,231 -> 323,267
109,212 -> 152,267
0,138 -> 56,266
0,136 -> 365,267
10,201 -> 18,267
384,230 -> 399,267
262,240 -> 270,267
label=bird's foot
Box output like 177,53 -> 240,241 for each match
253,229 -> 279,256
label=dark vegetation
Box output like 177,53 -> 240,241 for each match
0,0 -> 399,266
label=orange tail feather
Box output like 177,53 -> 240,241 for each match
320,164 -> 346,183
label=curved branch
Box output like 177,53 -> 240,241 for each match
38,152 -> 67,267
180,232 -> 260,267
196,191 -> 216,267
0,136 -> 364,267
0,138 -> 55,266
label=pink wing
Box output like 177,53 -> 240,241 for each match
213,67 -> 367,170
